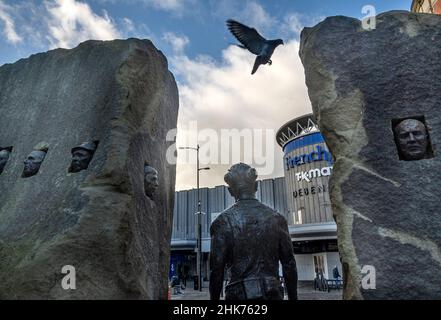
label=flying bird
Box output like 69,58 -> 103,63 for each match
226,19 -> 284,75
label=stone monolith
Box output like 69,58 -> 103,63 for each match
300,11 -> 441,299
0,38 -> 178,299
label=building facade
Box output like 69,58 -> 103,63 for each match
276,114 -> 340,281
411,0 -> 441,13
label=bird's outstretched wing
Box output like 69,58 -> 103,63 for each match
226,19 -> 267,55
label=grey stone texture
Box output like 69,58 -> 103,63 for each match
300,11 -> 441,299
0,38 -> 179,299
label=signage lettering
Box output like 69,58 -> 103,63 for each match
295,166 -> 333,182
285,145 -> 333,170
293,185 -> 328,198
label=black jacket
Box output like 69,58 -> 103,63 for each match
209,199 -> 298,300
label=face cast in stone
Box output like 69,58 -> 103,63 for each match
70,141 -> 97,173
22,150 -> 46,178
144,166 -> 159,198
0,149 -> 11,174
395,119 -> 429,161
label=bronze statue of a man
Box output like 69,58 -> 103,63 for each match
144,165 -> 159,199
69,141 -> 98,173
209,163 -> 298,300
0,147 -> 12,174
394,119 -> 429,161
22,149 -> 47,178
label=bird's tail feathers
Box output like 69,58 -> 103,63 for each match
251,56 -> 263,75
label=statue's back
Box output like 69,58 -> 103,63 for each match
218,199 -> 286,299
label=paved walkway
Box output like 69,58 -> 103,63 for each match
171,282 -> 342,300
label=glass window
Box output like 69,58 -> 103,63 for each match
293,209 -> 303,225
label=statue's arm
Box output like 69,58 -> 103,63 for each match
278,216 -> 298,300
209,218 -> 228,300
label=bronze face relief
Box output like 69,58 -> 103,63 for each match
394,119 -> 430,161
144,165 -> 159,198
0,147 -> 12,175
69,141 -> 98,173
22,150 -> 47,178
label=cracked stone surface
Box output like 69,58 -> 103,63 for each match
299,11 -> 441,299
0,39 -> 179,299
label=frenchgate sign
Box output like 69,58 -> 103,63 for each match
285,145 -> 334,183
285,145 -> 333,170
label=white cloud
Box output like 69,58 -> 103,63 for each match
140,0 -> 196,15
280,12 -> 325,39
282,13 -> 304,36
122,17 -> 135,33
172,38 -> 312,190
240,1 -> 276,33
145,0 -> 185,11
94,0 -> 196,15
162,31 -> 189,55
45,0 -> 121,49
0,0 -> 22,44
212,0 -> 276,35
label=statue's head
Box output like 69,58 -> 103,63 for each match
22,150 -> 47,178
0,147 -> 12,174
394,119 -> 429,161
144,165 -> 159,198
69,141 -> 97,173
224,163 -> 258,201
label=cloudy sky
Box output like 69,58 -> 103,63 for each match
0,0 -> 410,190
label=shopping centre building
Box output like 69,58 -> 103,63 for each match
169,114 -> 341,284
276,114 -> 340,281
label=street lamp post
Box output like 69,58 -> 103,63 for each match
180,145 -> 210,292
